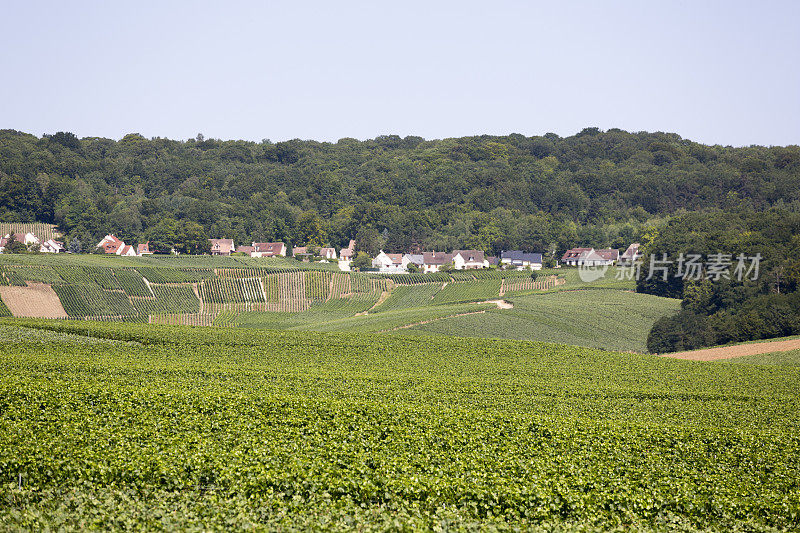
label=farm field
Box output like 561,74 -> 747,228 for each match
0,255 -> 668,352
398,289 -> 681,353
1,319 -> 798,530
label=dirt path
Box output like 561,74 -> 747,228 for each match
485,299 -> 513,309
355,291 -> 390,316
375,300 -> 513,332
661,338 -> 800,361
379,310 -> 487,332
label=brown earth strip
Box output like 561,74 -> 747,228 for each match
0,282 -> 68,318
379,310 -> 487,332
661,338 -> 800,361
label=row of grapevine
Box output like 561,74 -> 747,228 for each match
501,275 -> 563,294
0,222 -> 60,242
448,271 -> 476,282
130,285 -> 200,315
351,273 -> 387,293
83,267 -> 123,291
431,280 -> 502,304
135,266 -> 213,283
52,284 -> 138,317
199,278 -> 266,304
305,271 -> 332,300
216,267 -> 298,278
0,266 -> 29,286
371,284 -> 442,313
0,294 -> 12,317
380,272 -> 451,285
52,266 -> 89,284
114,269 -> 152,297
274,271 -> 307,312
0,265 -> 64,285
149,313 -> 215,326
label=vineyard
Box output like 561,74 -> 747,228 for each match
1,319 -> 798,530
0,259 -> 394,323
0,256 -> 661,349
0,222 -> 60,242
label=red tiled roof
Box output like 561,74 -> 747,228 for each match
209,239 -> 234,254
595,248 -> 619,261
453,250 -> 485,263
422,251 -> 453,265
561,247 -> 593,261
253,242 -> 285,255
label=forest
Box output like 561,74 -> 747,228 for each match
1,128 -> 799,255
640,209 -> 800,352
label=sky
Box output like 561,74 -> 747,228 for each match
1,1 -> 798,146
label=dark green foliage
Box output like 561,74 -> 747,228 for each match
641,209 -> 800,352
51,284 -> 137,317
1,128 -> 799,254
648,292 -> 800,353
113,269 -> 150,297
1,321 -> 799,530
131,285 -> 200,315
134,267 -> 212,283
0,296 -> 11,317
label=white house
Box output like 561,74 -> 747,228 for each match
97,234 -> 125,254
562,248 -> 614,267
137,243 -> 154,256
319,247 -> 337,260
422,251 -> 453,273
595,248 -> 620,264
501,251 -> 543,270
209,238 -> 235,256
251,242 -> 287,257
41,239 -> 66,253
402,254 -> 424,271
452,250 -> 489,270
339,240 -> 355,261
118,244 -> 137,257
373,251 -> 405,273
620,243 -> 641,264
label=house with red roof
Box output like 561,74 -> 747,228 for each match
339,240 -> 356,261
252,242 -> 287,257
97,234 -> 125,254
422,251 -> 453,273
41,239 -> 65,253
209,238 -> 235,256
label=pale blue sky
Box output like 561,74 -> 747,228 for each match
1,1 -> 798,146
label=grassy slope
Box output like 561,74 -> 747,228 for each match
724,348 -> 800,367
1,319 -> 799,530
398,289 -> 681,353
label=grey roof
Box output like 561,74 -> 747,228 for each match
501,250 -> 543,263
404,254 -> 424,265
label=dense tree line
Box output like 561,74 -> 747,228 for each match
640,210 -> 800,352
1,128 -> 799,256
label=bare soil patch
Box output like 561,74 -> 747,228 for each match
661,338 -> 800,361
0,282 -> 68,318
485,299 -> 514,309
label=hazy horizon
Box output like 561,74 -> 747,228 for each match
2,1 -> 799,147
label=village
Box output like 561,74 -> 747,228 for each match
0,227 -> 641,274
